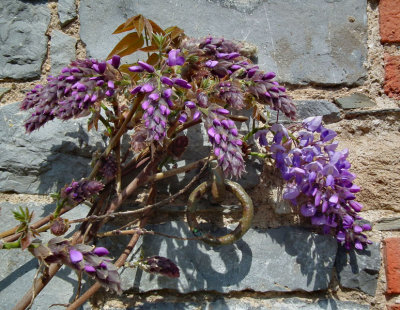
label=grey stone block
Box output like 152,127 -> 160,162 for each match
0,0 -> 50,80
0,87 -> 11,100
50,30 -> 77,75
80,0 -> 367,86
0,202 -> 89,310
0,102 -> 105,194
267,100 -> 341,123
58,0 -> 77,26
120,222 -> 337,293
375,217 -> 400,231
335,242 -> 381,296
111,298 -> 370,310
334,93 -> 376,110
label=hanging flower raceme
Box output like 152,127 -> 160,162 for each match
61,179 -> 104,205
33,237 -> 122,295
21,56 -> 122,133
205,106 -> 245,179
257,116 -> 371,250
138,256 -> 180,278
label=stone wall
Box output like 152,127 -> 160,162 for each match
0,0 -> 400,309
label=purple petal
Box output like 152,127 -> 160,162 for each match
129,65 -> 144,72
93,247 -> 110,256
70,249 -> 83,264
161,76 -> 174,86
84,265 -> 96,273
138,61 -> 155,73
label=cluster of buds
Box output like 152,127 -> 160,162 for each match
256,117 -> 371,250
100,154 -> 118,180
138,255 -> 180,278
21,56 -> 122,133
61,179 -> 104,205
205,106 -> 245,178
33,237 -> 121,294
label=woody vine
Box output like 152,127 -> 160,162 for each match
0,15 -> 371,309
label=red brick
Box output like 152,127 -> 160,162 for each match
384,238 -> 400,294
387,305 -> 400,310
384,54 -> 400,100
380,0 -> 400,43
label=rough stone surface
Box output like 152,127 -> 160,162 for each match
375,217 -> 400,231
0,87 -> 11,100
58,0 -> 77,26
80,0 -> 367,86
0,0 -> 50,80
50,30 -> 77,75
267,100 -> 341,124
334,93 -> 376,110
384,54 -> 400,100
119,222 -> 337,293
104,297 -> 370,310
335,242 -> 381,296
0,202 -> 89,310
330,118 -> 400,212
379,0 -> 400,43
384,238 -> 400,294
0,102 -> 105,194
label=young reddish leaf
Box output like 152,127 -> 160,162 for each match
107,32 -> 144,59
144,19 -> 153,40
146,53 -> 160,66
113,15 -> 142,34
148,19 -> 165,35
134,15 -> 144,36
165,26 -> 184,40
139,45 -> 159,52
21,231 -> 33,250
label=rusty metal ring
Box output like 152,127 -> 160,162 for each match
186,180 -> 254,245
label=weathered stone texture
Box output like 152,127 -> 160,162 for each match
104,297 -> 370,310
119,222 -> 337,293
335,243 -> 381,296
334,93 -> 376,110
384,54 -> 400,99
50,30 -> 77,75
80,0 -> 367,86
375,217 -> 400,231
58,0 -> 77,26
379,0 -> 400,43
0,0 -> 50,80
0,102 -> 105,194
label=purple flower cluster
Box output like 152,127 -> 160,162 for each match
100,154 -> 117,180
257,117 -> 371,250
61,179 -> 104,204
205,107 -> 245,178
21,56 -> 122,133
42,237 -> 121,294
139,255 -> 180,278
216,81 -> 245,110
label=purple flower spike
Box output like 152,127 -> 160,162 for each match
129,65 -> 144,72
161,76 -> 174,86
205,60 -> 218,68
70,249 -> 83,264
303,116 -> 323,132
173,78 -> 192,89
167,49 -> 185,66
141,84 -> 155,93
93,247 -> 110,256
84,265 -> 96,273
185,101 -> 196,109
109,55 -> 121,68
138,61 -> 155,73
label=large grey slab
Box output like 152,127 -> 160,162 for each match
105,297 -> 369,310
335,242 -> 381,296
120,222 -> 337,293
0,102 -> 105,194
50,30 -> 77,75
0,0 -> 50,80
334,93 -> 376,110
80,0 -> 367,86
0,202 -> 89,310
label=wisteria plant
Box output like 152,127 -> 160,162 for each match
0,15 -> 371,309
